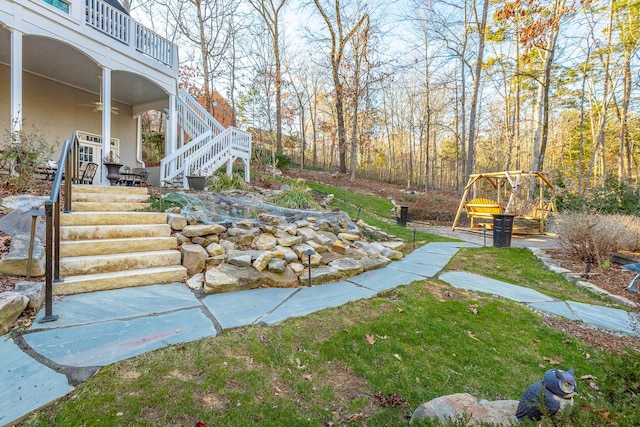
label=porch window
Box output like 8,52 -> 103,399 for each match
42,0 -> 70,13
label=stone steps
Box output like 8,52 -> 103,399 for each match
71,184 -> 150,211
53,185 -> 186,295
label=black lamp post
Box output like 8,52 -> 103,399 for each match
304,248 -> 315,287
356,207 -> 362,221
412,228 -> 417,248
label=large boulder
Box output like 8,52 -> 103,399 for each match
410,393 -> 519,426
204,263 -> 263,293
0,234 -> 45,277
0,292 -> 29,335
180,244 -> 209,275
306,265 -> 341,286
167,213 -> 187,231
329,257 -> 364,277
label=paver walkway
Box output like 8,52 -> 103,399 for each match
2,240 -> 637,426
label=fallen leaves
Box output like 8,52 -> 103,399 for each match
373,392 -> 406,407
468,304 -> 478,315
542,356 -> 561,365
365,334 -> 376,345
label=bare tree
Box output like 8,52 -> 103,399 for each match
312,0 -> 369,174
247,0 -> 288,154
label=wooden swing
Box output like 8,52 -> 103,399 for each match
451,170 -> 556,234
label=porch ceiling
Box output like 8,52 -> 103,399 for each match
0,27 -> 167,107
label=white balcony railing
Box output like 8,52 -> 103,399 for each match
84,0 -> 175,67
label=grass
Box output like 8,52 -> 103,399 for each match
24,278 -> 617,426
23,180 -> 639,426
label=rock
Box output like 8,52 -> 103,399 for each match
275,245 -> 299,263
253,252 -> 272,271
219,239 -> 236,252
344,247 -> 369,260
382,248 -> 403,260
320,251 -> 342,265
307,240 -> 328,253
175,233 -> 191,244
186,273 -> 204,290
332,240 -> 347,254
0,234 -> 45,277
262,266 -> 300,288
167,213 -> 187,231
228,254 -> 252,268
0,208 -> 45,241
338,232 -> 360,242
191,236 -> 206,245
410,393 -> 519,426
317,230 -> 338,245
292,243 -> 314,258
301,253 -> 322,267
268,258 -> 287,273
329,257 -> 364,277
360,256 -> 391,271
289,262 -> 305,274
270,250 -> 285,259
14,281 -> 45,309
295,219 -> 310,228
307,265 -> 341,286
0,291 -> 29,335
204,268 -> 239,294
180,244 -> 209,275
206,243 -> 225,256
354,241 -> 386,255
0,195 -> 48,213
236,219 -> 256,230
297,227 -> 323,244
182,224 -> 227,237
277,235 -> 302,247
200,234 -> 220,246
206,255 -> 226,268
276,224 -> 297,236
253,233 -> 277,251
382,241 -> 406,251
259,224 -> 277,235
225,228 -> 258,246
204,263 -> 262,293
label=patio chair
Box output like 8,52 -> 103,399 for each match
132,168 -> 149,186
77,162 -> 98,184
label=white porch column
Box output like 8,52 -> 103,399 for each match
10,29 -> 23,137
167,93 -> 178,155
101,67 -> 112,184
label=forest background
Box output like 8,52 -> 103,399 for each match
131,0 -> 639,196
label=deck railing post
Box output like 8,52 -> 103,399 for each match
39,201 -> 58,323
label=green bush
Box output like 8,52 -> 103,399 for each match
554,173 -> 640,215
142,132 -> 165,167
264,153 -> 292,170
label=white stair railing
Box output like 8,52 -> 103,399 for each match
162,90 -> 251,188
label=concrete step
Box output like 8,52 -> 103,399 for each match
72,202 -> 151,212
60,236 -> 178,257
53,265 -> 188,295
60,250 -> 182,276
72,184 -> 148,195
71,193 -> 150,204
61,212 -> 167,226
61,224 -> 171,240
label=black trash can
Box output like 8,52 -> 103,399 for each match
493,214 -> 515,248
397,206 -> 409,227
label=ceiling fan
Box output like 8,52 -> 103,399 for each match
79,80 -> 119,115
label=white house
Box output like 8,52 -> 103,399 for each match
0,0 -> 250,186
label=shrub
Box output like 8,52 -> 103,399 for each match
142,132 -> 164,166
264,153 -> 291,170
553,212 -> 640,264
1,127 -> 53,193
554,173 -> 640,215
269,180 -> 321,210
207,171 -> 249,191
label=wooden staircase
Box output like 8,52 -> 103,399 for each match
53,185 -> 187,295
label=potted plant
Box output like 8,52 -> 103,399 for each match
102,151 -> 122,185
186,165 -> 209,191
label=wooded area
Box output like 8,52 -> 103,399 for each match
134,0 -> 640,194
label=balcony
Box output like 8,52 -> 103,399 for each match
84,0 -> 175,67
